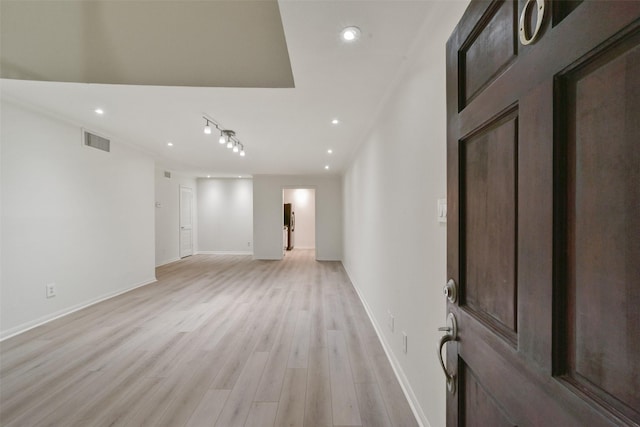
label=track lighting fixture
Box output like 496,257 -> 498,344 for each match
220,129 -> 234,146
202,116 -> 246,157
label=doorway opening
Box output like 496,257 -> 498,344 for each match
282,188 -> 316,258
179,185 -> 194,258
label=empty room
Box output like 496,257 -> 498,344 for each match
1,1 -> 638,426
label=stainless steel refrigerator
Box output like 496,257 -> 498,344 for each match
284,203 -> 295,250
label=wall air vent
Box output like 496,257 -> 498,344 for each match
164,171 -> 171,178
83,129 -> 110,152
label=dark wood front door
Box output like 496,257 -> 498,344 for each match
445,1 -> 640,425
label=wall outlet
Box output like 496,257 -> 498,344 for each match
247,241 -> 251,247
45,283 -> 56,298
388,311 -> 394,332
402,332 -> 408,354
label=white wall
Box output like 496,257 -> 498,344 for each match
154,168 -> 197,266
284,188 -> 315,249
1,99 -> 156,339
253,175 -> 341,261
341,2 -> 469,426
197,178 -> 253,254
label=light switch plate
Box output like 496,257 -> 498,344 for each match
437,199 -> 447,223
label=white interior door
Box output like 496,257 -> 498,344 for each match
179,186 -> 193,258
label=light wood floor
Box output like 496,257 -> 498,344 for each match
0,249 -> 418,427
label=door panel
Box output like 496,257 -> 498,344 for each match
560,31 -> 640,423
461,363 -> 515,427
456,307 -> 606,426
446,1 -> 640,426
551,0 -> 583,27
179,186 -> 193,258
459,0 -> 518,108
461,108 -> 518,343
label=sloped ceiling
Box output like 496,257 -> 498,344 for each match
0,0 -> 294,88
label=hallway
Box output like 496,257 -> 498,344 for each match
0,250 -> 417,426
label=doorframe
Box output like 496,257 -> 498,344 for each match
282,186 -> 318,260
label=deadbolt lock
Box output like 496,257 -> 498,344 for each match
443,279 -> 458,303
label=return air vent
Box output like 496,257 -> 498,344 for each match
164,171 -> 171,178
83,129 -> 110,152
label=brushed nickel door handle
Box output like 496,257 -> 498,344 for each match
437,312 -> 458,393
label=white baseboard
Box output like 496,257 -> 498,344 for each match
196,251 -> 253,255
341,262 -> 428,427
0,277 -> 157,341
156,257 -> 181,267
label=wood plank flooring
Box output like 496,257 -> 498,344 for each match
0,249 -> 418,427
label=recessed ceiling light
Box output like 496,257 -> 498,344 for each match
331,119 -> 339,125
238,176 -> 242,178
327,149 -> 333,154
94,108 -> 104,115
167,142 -> 173,147
207,175 -> 211,178
325,165 -> 330,170
341,26 -> 361,42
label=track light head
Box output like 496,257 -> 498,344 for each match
202,118 -> 245,157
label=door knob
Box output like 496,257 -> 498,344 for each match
443,279 -> 458,303
437,312 -> 458,393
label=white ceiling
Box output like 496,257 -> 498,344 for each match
1,1 -> 442,178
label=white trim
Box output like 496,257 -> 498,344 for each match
156,257 -> 181,267
196,251 -> 253,255
0,277 -> 157,341
342,262 -> 428,427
